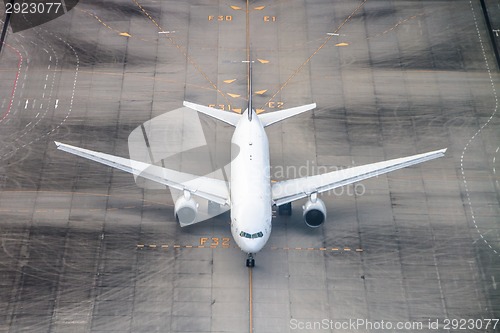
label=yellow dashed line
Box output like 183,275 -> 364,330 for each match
262,0 -> 368,109
136,244 -> 364,253
131,0 -> 231,105
367,13 -> 425,40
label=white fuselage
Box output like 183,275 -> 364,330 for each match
230,109 -> 272,254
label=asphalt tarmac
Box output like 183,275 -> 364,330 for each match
0,1 -> 499,332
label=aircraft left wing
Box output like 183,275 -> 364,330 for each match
272,148 -> 447,206
55,142 -> 230,206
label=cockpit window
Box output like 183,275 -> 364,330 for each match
239,231 -> 264,239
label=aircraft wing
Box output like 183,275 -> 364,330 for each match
272,148 -> 447,206
55,142 -> 230,206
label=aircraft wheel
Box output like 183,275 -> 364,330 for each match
246,254 -> 255,267
246,258 -> 255,267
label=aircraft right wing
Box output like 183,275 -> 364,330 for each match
55,141 -> 230,206
272,148 -> 447,206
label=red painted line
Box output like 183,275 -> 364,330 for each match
1,43 -> 22,121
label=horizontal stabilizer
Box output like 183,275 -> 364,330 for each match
259,103 -> 316,127
183,101 -> 241,127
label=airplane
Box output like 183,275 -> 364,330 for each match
55,62 -> 446,267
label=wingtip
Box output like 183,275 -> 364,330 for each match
54,141 -> 61,147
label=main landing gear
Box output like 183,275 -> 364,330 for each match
278,202 -> 292,216
246,253 -> 255,268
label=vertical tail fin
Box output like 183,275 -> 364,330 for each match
245,59 -> 316,126
249,61 -> 253,121
245,60 -> 254,121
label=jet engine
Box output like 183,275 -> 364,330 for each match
174,191 -> 198,225
302,193 -> 326,227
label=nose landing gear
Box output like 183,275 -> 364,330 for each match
246,253 -> 255,267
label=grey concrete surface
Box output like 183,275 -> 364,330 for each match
0,0 -> 499,332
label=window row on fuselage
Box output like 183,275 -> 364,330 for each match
239,231 -> 264,239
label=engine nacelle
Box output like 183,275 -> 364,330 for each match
302,194 -> 326,228
174,192 -> 198,226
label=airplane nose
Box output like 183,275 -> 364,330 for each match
238,238 -> 265,254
